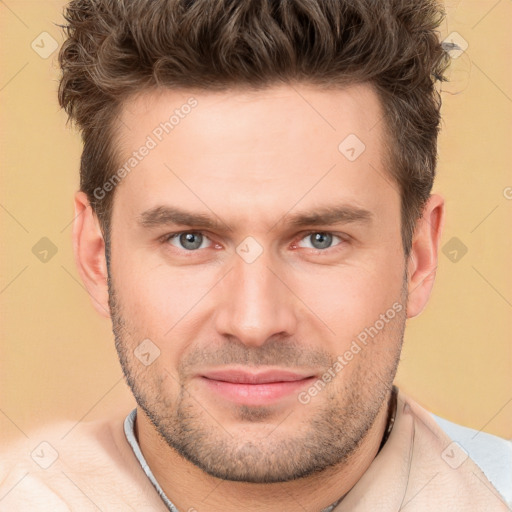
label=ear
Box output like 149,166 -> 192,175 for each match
72,191 -> 111,318
406,194 -> 445,318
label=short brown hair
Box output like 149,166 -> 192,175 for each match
58,0 -> 451,255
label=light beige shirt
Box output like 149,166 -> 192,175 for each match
0,391 -> 508,511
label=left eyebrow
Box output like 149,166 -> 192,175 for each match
283,204 -> 373,228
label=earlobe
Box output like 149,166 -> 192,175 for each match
406,194 -> 445,319
72,191 -> 111,318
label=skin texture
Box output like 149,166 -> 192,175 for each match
73,83 -> 444,511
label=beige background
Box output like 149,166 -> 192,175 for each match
1,0 -> 511,443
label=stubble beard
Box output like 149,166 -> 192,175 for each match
108,273 -> 406,483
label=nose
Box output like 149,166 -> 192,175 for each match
213,248 -> 298,348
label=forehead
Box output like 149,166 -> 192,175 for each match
118,82 -> 385,153
111,83 -> 395,229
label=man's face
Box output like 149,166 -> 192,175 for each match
108,83 -> 407,483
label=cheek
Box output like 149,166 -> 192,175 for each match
293,257 -> 404,337
119,274 -> 189,332
111,252 -> 219,344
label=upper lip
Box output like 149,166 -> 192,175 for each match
201,369 -> 314,384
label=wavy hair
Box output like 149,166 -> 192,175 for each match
58,0 -> 451,254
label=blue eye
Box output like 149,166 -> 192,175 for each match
297,232 -> 342,251
167,232 -> 211,251
163,230 -> 345,254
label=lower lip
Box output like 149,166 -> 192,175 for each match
200,377 -> 315,406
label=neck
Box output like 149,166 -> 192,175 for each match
136,389 -> 393,512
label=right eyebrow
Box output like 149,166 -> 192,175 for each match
138,205 -> 227,231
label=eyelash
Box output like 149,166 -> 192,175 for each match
161,230 -> 347,255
